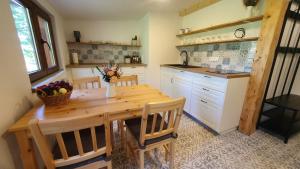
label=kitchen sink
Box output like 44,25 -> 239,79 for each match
165,64 -> 202,68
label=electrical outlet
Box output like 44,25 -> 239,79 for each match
208,57 -> 219,62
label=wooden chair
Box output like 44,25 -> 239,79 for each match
110,75 -> 138,147
125,97 -> 185,169
110,75 -> 138,87
73,76 -> 101,89
29,114 -> 112,169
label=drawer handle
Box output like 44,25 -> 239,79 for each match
201,99 -> 208,104
202,88 -> 209,91
203,75 -> 211,78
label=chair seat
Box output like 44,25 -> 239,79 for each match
125,114 -> 174,148
56,155 -> 106,169
53,126 -> 107,169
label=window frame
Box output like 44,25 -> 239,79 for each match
12,0 -> 59,82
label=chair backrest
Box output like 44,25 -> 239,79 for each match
139,97 -> 185,146
110,75 -> 138,87
73,76 -> 101,89
29,114 -> 111,169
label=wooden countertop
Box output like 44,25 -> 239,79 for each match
66,63 -> 147,68
161,65 -> 250,79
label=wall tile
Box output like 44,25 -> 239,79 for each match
179,41 -> 256,72
68,44 -> 139,64
222,58 -> 231,65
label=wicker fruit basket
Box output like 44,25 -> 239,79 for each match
36,81 -> 73,106
37,90 -> 72,106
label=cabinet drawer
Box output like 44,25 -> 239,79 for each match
121,67 -> 145,74
192,84 -> 225,107
193,74 -> 228,92
190,95 -> 222,129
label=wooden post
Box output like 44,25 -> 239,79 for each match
239,0 -> 289,135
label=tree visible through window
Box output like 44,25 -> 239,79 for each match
10,0 -> 40,73
10,0 -> 59,82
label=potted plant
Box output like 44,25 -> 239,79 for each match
96,64 -> 121,97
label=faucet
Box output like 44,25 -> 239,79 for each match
180,50 -> 188,66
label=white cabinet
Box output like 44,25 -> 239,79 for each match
69,66 -> 146,85
173,70 -> 193,113
120,67 -> 145,84
191,77 -> 225,130
160,67 -> 249,134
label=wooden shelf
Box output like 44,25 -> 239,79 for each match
176,15 -> 264,37
66,63 -> 147,68
67,41 -> 141,47
176,37 -> 259,47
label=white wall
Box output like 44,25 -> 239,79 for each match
182,0 -> 264,30
180,0 -> 265,41
64,20 -> 140,44
140,12 -> 180,89
139,14 -> 150,65
0,0 -> 68,168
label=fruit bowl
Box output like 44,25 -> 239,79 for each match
36,81 -> 73,106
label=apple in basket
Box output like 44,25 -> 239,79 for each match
36,80 -> 73,106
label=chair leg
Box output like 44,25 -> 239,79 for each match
139,150 -> 144,169
169,141 -> 174,169
107,161 -> 112,169
110,122 -> 114,149
125,128 -> 130,157
119,120 -> 126,148
164,144 -> 170,161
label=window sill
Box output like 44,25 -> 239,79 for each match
31,69 -> 65,93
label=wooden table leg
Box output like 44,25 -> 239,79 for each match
15,130 -> 38,169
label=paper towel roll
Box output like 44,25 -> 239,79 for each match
72,53 -> 79,64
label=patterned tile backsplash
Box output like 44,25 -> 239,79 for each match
178,41 -> 257,72
68,44 -> 140,64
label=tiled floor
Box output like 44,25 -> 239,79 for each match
111,115 -> 300,169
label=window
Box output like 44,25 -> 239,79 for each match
10,0 -> 59,82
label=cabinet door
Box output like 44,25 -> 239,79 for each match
120,67 -> 145,84
71,68 -> 97,79
173,71 -> 192,113
160,69 -> 174,97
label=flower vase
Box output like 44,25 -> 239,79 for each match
105,82 -> 116,98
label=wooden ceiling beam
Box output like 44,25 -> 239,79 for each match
179,0 -> 221,17
238,0 -> 289,135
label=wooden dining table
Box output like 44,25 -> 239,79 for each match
8,85 -> 172,169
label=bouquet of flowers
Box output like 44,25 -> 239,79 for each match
96,64 -> 121,83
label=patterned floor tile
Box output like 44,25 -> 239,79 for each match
111,115 -> 300,169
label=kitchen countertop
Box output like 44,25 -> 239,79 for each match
161,65 -> 250,79
66,63 -> 147,68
